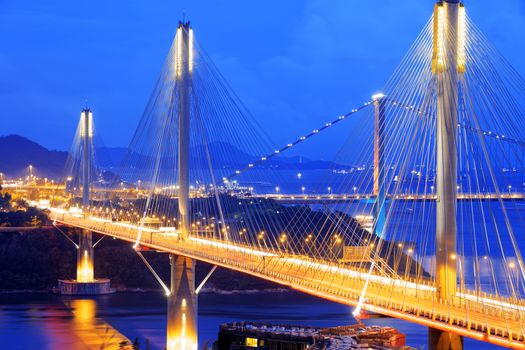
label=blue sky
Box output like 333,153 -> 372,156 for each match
1,0 -> 525,158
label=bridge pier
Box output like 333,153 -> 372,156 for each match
77,229 -> 94,282
429,328 -> 464,350
167,255 -> 197,350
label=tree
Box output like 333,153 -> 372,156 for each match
118,340 -> 130,349
0,192 -> 11,210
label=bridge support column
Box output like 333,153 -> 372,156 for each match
167,255 -> 197,350
77,229 -> 94,282
79,108 -> 95,283
59,108 -> 112,295
434,0 -> 463,305
431,1 -> 465,348
429,328 -> 463,350
166,21 -> 197,350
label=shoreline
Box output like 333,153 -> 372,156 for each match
0,286 -> 290,295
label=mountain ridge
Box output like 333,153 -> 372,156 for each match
0,134 -> 346,179
0,135 -> 67,178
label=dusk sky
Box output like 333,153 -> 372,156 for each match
2,0 -> 525,158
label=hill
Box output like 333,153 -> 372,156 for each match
0,135 -> 67,179
99,141 -> 346,170
0,135 -> 347,179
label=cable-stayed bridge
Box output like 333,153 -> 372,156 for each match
50,207 -> 525,349
13,1 -> 525,350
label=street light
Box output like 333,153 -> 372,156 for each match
304,233 -> 315,255
280,233 -> 288,252
257,231 -> 266,249
275,186 -> 280,194
301,186 -> 305,195
328,186 -> 332,194
333,234 -> 342,259
405,248 -> 414,281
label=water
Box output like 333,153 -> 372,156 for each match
3,172 -> 523,349
0,291 -> 503,350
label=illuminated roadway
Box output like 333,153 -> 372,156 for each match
13,182 -> 524,204
50,208 -> 525,349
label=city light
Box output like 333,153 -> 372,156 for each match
7,2 -> 525,348
371,93 -> 385,100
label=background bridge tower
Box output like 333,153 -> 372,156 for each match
58,108 -> 112,295
78,108 -> 94,283
167,21 -> 198,350
430,1 -> 464,349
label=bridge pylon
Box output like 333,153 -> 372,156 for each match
78,108 -> 94,283
430,1 -> 464,349
58,108 -> 112,295
166,21 -> 198,350
372,93 -> 387,237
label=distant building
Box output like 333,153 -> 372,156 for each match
216,322 -> 411,350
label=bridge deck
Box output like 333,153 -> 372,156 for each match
51,210 -> 525,349
255,193 -> 525,204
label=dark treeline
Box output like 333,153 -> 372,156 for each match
0,192 -> 425,291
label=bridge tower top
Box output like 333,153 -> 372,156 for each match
175,21 -> 193,80
79,108 -> 93,207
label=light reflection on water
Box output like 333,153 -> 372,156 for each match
0,291 -> 505,350
0,295 -> 130,350
67,299 -> 130,349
